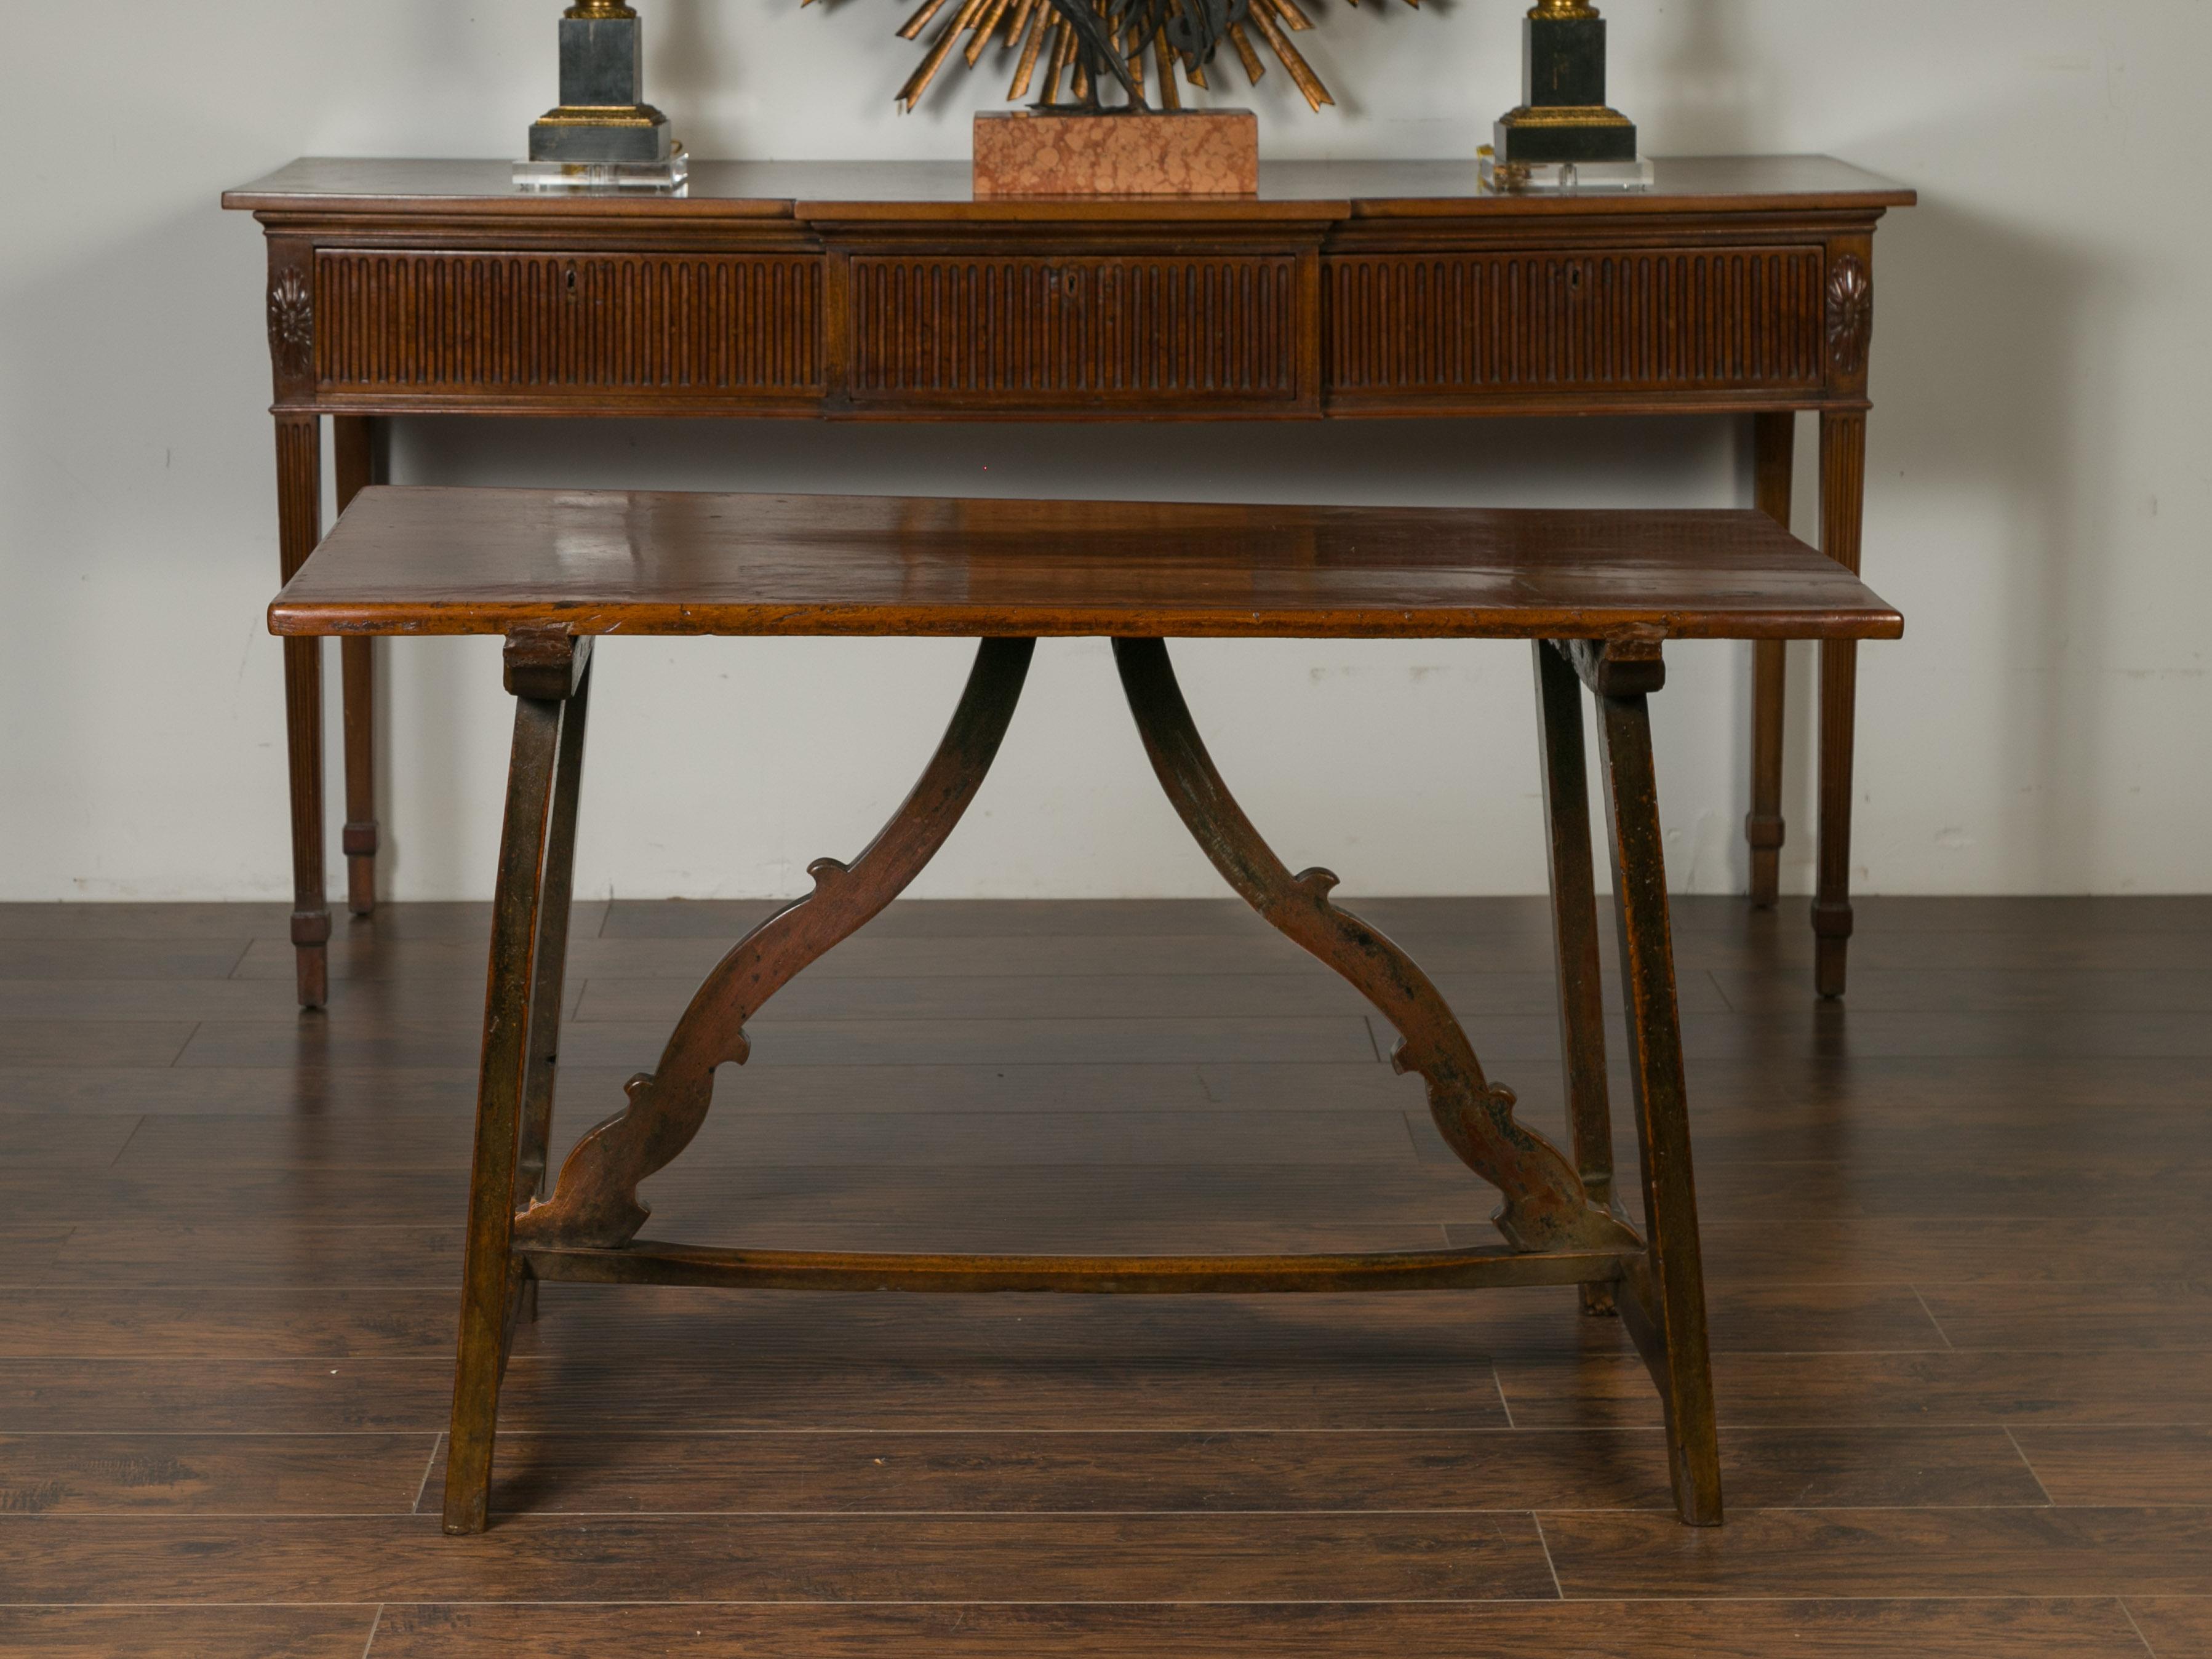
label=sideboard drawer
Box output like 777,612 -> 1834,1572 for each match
1326,246 -> 1827,407
846,254 -> 1311,414
312,250 -> 826,406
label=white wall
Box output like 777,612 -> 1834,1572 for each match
2,1 -> 2205,903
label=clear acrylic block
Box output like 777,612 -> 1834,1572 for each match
1479,153 -> 1655,194
514,148 -> 689,193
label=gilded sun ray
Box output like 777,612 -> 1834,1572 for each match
804,0 -> 1424,116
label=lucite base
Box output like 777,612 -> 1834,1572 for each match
1480,152 -> 1653,194
514,148 -> 689,193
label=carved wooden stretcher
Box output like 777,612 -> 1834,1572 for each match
267,486 -> 1903,1538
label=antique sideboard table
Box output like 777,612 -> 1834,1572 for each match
266,486 -> 1904,1534
225,156 -> 1914,1007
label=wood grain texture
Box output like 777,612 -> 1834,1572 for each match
174,1012 -> 1385,1069
848,253 -> 1306,410
1814,403 -> 1870,997
0,1609 -> 378,1659
1919,1283 -> 2212,1353
0,1349 -> 1517,1436
0,1602 -> 2144,1659
30,1139 -> 2212,1229
1715,965 -> 2212,1014
1498,1348 -> 2212,1429
1746,409 -> 1795,908
6,1513 -> 1561,1602
2126,1598 -> 2212,1658
445,670 -> 577,1532
1328,247 -> 1824,402
567,966 -> 1730,1022
268,490 -> 1903,642
1543,1506 -> 2212,1598
0,1286 -> 460,1356
0,975 -> 559,1023
273,411 -> 328,1009
0,1065 -> 483,1116
99,1105 -> 1424,1176
0,938 -> 252,979
0,1114 -> 145,1169
0,1224 -> 71,1277
0,1280 -> 1936,1363
1695,1215 -> 2212,1285
227,160 -> 1911,430
223,155 -> 1916,220
354,1601 -> 2146,1658
0,1160 -> 1488,1230
0,1433 -> 435,1515
230,919 -> 2212,985
402,1425 -> 2046,1517
315,250 -> 824,406
0,903 -> 290,940
1590,668 -> 1719,1522
2013,1428 -> 2212,1508
335,415 -> 382,918
0,1429 -> 2036,1521
0,1021 -> 194,1066
25,1218 -> 1443,1287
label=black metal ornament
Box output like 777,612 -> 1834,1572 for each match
1044,0 -> 1249,111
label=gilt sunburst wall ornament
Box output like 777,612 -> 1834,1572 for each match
804,0 -> 1424,116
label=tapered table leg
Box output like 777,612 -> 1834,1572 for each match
520,656 -> 593,1204
1746,411 -> 1795,910
1815,410 -> 1869,997
274,415 -> 329,1009
1531,642 -> 1618,1314
333,418 -> 383,918
512,655 -> 593,1328
444,630 -> 589,1535
1574,640 -> 1722,1527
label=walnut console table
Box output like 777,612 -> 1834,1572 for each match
267,486 -> 1903,1533
226,156 -> 1914,1007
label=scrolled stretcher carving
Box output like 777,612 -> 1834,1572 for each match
1111,636 -> 1637,1255
514,636 -> 1037,1250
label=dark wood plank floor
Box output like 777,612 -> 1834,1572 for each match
2,894 -> 2208,1656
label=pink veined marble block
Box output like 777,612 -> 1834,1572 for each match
972,110 -> 1259,197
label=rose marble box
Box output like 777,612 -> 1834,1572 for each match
972,110 -> 1258,197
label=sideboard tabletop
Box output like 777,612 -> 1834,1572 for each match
225,154 -> 1914,223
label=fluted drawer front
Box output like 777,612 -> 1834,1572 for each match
1328,247 -> 1825,397
313,251 -> 824,398
849,255 -> 1303,408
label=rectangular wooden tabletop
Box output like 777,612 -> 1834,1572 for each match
270,487 -> 1904,643
225,155 -> 1916,225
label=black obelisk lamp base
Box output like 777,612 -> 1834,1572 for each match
519,2 -> 685,188
1494,1 -> 1638,167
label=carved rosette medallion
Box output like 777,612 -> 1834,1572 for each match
1824,255 -> 1873,379
268,269 -> 316,381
